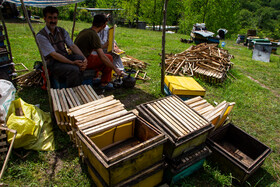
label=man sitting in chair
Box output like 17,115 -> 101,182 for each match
36,6 -> 87,88
74,14 -> 122,90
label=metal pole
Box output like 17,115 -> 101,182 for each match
161,0 -> 168,94
71,3 -> 78,41
20,1 -> 53,113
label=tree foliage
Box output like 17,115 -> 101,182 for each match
29,0 -> 280,39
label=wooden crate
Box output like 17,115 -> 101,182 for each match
164,76 -> 206,99
164,144 -> 211,185
206,123 -> 271,183
85,158 -> 165,187
76,114 -> 167,186
136,95 -> 213,159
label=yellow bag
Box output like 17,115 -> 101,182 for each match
6,98 -> 55,151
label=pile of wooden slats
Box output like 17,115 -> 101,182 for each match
121,55 -> 149,70
165,43 -> 234,83
67,96 -> 136,150
15,70 -> 42,87
185,96 -> 235,130
143,95 -> 210,139
50,85 -> 101,133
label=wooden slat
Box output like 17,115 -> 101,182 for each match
168,96 -> 209,126
69,88 -> 81,106
147,103 -> 183,137
159,99 -> 200,131
69,96 -> 114,114
66,88 -> 78,107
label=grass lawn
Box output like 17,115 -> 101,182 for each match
1,19 -> 279,186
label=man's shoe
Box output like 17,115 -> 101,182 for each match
99,83 -> 115,90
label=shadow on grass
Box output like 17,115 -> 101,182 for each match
94,86 -> 158,110
16,86 -> 50,112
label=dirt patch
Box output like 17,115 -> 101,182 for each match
45,149 -> 68,180
247,75 -> 280,98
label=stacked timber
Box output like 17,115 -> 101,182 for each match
68,96 -> 167,187
50,85 -> 101,133
121,55 -> 149,70
185,96 -> 235,130
137,95 -> 213,159
15,70 -> 42,87
165,43 -> 234,83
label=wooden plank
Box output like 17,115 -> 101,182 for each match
74,102 -> 124,121
61,88 -> 74,109
188,99 -> 208,108
184,96 -> 203,105
153,101 -> 189,134
69,96 -> 114,113
196,105 -> 215,115
82,113 -> 136,135
86,85 -> 100,100
69,88 -> 81,106
81,85 -> 94,102
66,88 -> 78,107
147,103 -> 183,137
84,85 -> 97,101
73,86 -> 87,104
69,99 -> 120,117
78,86 -> 91,103
50,88 -> 58,112
159,99 -> 199,131
168,96 -> 209,127
84,114 -> 136,137
192,102 -> 212,111
77,105 -> 125,123
78,110 -> 128,130
155,100 -> 194,132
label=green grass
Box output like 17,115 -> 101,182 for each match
1,19 -> 280,186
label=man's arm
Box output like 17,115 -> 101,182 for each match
96,48 -> 121,76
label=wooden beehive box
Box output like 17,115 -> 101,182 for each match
136,95 -> 213,159
74,111 -> 167,186
85,158 -> 165,187
206,123 -> 271,183
164,76 -> 206,100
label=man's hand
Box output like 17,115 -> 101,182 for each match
114,68 -> 123,76
102,41 -> 109,49
73,59 -> 87,71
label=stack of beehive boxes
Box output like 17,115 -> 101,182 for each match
136,95 -> 213,185
66,95 -> 167,187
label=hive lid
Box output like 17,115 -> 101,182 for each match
164,76 -> 206,96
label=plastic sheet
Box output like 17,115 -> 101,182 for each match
0,79 -> 16,122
